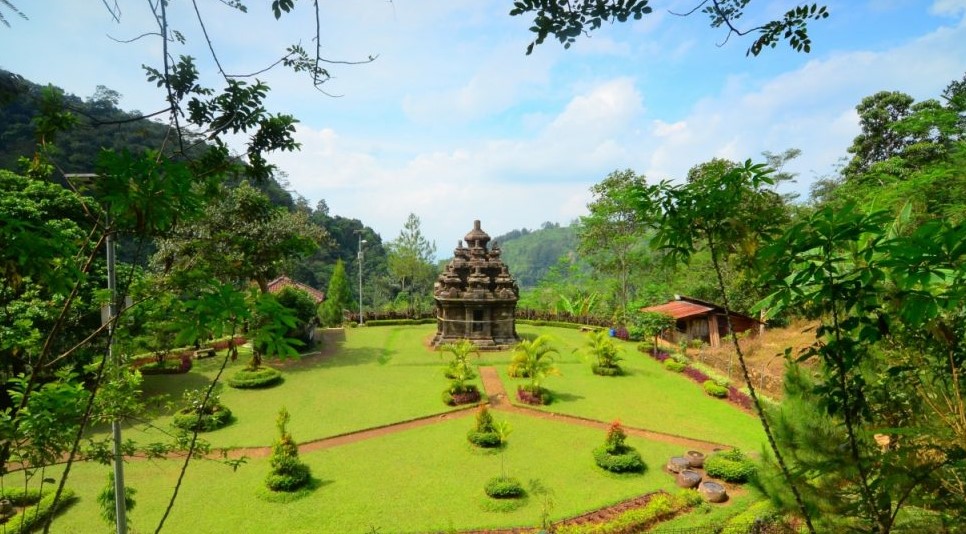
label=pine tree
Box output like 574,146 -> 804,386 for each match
321,259 -> 351,326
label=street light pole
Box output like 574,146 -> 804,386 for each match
67,174 -> 127,534
358,235 -> 367,326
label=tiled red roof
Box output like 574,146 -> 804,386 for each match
641,300 -> 713,320
266,276 -> 325,303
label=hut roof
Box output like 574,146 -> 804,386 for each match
266,276 -> 325,303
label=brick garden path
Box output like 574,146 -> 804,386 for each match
224,366 -> 729,459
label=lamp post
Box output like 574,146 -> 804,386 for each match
358,235 -> 367,325
66,173 -> 127,534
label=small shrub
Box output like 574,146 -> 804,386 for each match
683,366 -> 711,383
467,405 -> 503,447
703,380 -> 729,398
484,476 -> 525,499
705,449 -> 756,483
265,407 -> 312,493
592,363 -> 623,376
664,360 -> 687,372
443,383 -> 480,406
593,445 -> 645,473
517,385 -> 552,405
613,326 -> 630,341
727,386 -> 754,410
172,405 -> 232,432
593,421 -> 645,473
228,366 -> 282,389
172,390 -> 233,432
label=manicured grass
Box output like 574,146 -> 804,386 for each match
44,412 -> 685,533
100,325 -> 474,448
499,325 -> 767,451
61,323 -> 771,532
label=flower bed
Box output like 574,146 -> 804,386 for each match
645,350 -> 755,411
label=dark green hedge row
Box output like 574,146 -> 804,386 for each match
516,319 -> 602,330
1,488 -> 76,534
228,367 -> 283,389
363,318 -> 436,326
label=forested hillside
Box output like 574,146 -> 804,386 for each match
493,222 -> 578,288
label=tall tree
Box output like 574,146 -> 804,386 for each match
387,213 -> 437,316
320,259 -> 351,327
154,181 -> 325,294
578,169 -> 649,322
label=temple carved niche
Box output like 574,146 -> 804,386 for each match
431,220 -> 519,349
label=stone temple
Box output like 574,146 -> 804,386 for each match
431,220 -> 519,349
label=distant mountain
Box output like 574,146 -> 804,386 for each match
493,223 -> 578,288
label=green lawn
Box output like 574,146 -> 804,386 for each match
62,324 -> 767,532
101,325 -> 472,448
46,412 -> 685,533
497,325 -> 767,451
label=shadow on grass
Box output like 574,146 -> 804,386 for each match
550,390 -> 585,403
140,372 -> 217,414
255,476 -> 331,503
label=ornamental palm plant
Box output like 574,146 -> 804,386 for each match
509,335 -> 559,391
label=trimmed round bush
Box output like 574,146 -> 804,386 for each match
592,363 -> 623,376
703,380 -> 729,398
704,449 -> 756,483
265,458 -> 311,492
664,360 -> 687,372
172,404 -> 232,432
467,430 -> 502,448
228,366 -> 283,389
593,445 -> 646,473
484,476 -> 525,499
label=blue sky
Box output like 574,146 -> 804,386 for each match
2,1 -> 965,251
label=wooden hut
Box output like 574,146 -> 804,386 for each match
641,295 -> 760,347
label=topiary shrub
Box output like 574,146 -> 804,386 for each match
265,407 -> 312,493
228,366 -> 282,389
593,421 -> 645,473
467,405 -> 502,448
664,360 -> 687,372
703,380 -> 728,398
591,363 -> 623,376
171,389 -> 232,432
704,448 -> 756,483
484,476 -> 525,499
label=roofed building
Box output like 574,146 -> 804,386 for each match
266,276 -> 325,303
641,295 -> 760,347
